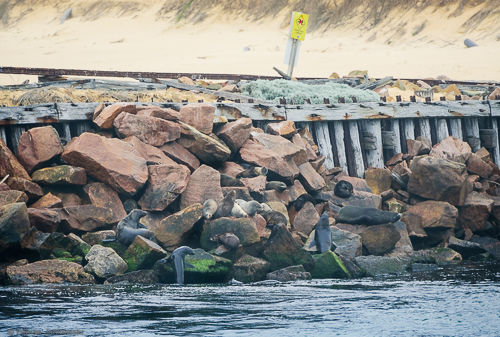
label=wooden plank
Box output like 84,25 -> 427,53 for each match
492,118 -> 500,166
435,118 -> 449,143
355,76 -> 393,90
449,119 -> 463,140
390,119 -> 402,154
464,118 -> 481,151
0,104 -> 58,125
361,120 -> 384,168
60,123 -> 72,143
403,119 -> 415,140
215,102 -> 286,121
418,118 -> 432,141
9,126 -> 25,153
0,127 -> 6,144
57,102 -> 99,122
347,121 -> 365,177
313,122 -> 335,169
333,121 -> 348,172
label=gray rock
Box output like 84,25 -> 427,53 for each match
360,224 -> 401,256
266,265 -> 311,282
233,254 -> 271,283
0,202 -> 30,253
331,227 -> 362,259
104,270 -> 159,284
84,244 -> 128,279
355,255 -> 410,276
448,236 -> 486,258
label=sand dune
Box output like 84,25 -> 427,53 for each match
1,0 -> 499,85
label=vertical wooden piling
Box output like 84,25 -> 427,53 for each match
435,118 -> 449,143
347,121 -> 365,177
492,118 -> 500,166
0,127 -> 6,145
390,120 -> 402,154
361,120 -> 384,168
60,122 -> 72,143
333,121 -> 348,172
464,118 -> 481,152
313,122 -> 335,169
449,119 -> 463,140
9,126 -> 25,154
418,118 -> 432,142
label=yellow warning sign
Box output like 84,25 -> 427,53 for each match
291,12 -> 309,41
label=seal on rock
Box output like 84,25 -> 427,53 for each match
220,174 -> 244,187
334,180 -> 353,198
168,246 -> 195,285
337,205 -> 400,225
210,232 -> 240,250
231,202 -> 248,218
235,199 -> 263,217
236,165 -> 268,178
214,191 -> 236,218
203,199 -> 218,219
262,210 -> 288,230
115,209 -> 154,246
265,181 -> 287,192
308,212 -> 332,253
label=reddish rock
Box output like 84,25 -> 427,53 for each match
475,147 -> 491,161
6,177 -> 43,200
310,156 -> 326,171
298,162 -> 326,192
28,208 -> 62,232
114,112 -> 180,146
93,103 -> 105,120
408,156 -> 469,206
251,213 -> 269,238
53,192 -> 82,207
402,201 -> 458,233
360,224 -> 401,256
83,182 -> 127,223
0,203 -> 30,252
458,192 -> 494,233
287,180 -> 308,203
292,133 -> 318,161
159,141 -> 200,171
61,205 -> 115,233
240,139 -> 299,181
266,121 -> 297,138
240,175 -> 266,195
251,131 -> 307,166
180,165 -> 224,209
30,193 -> 63,209
407,139 -> 431,158
136,106 -> 180,121
429,136 -> 471,163
124,136 -> 177,166
386,153 -> 404,167
0,139 -> 30,180
0,190 -> 28,207
6,259 -> 95,285
364,167 -> 392,195
262,189 -> 290,205
216,118 -> 253,152
488,87 -> 500,100
61,132 -> 148,196
467,153 -> 493,178
337,176 -> 372,192
31,165 -> 87,186
220,162 -> 245,177
178,122 -> 231,164
179,103 -> 215,134
139,164 -> 191,211
16,126 -> 64,173
93,102 -> 136,129
0,183 -> 9,191
292,201 -> 320,235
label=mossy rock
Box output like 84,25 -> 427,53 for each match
52,248 -> 72,258
311,250 -> 350,279
31,165 -> 86,185
57,255 -> 84,264
121,236 -> 167,272
154,248 -> 232,284
102,240 -> 128,256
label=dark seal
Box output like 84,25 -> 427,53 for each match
116,209 -> 153,246
337,205 -> 400,226
334,180 -> 353,198
308,212 -> 331,253
168,246 -> 195,285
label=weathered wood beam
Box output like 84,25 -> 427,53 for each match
361,120 -> 384,168
333,121 -> 348,172
418,118 -> 432,142
449,119 -> 463,140
347,121 -> 365,177
435,118 -> 450,143
313,122 -> 335,169
464,118 -> 481,151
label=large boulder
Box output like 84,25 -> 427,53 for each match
180,165 -> 223,209
232,254 -> 271,283
355,255 -> 411,276
250,131 -> 307,166
31,165 -> 87,186
150,203 -> 203,250
177,122 -> 231,164
113,112 -> 180,146
93,102 -> 136,129
200,217 -> 260,250
407,156 -> 469,206
16,126 -> 64,173
84,244 -> 128,279
83,182 -> 127,223
458,192 -> 494,233
179,103 -> 215,134
292,201 -> 320,235
138,164 -> 191,211
0,139 -> 31,180
311,250 -> 350,279
429,136 -> 471,163
136,106 -> 180,121
266,265 -> 311,281
122,235 -> 167,272
331,227 -> 363,259
467,153 -> 493,178
364,168 -> 392,195
123,136 -> 177,165
470,235 -> 500,260
159,141 -> 200,171
61,132 -> 148,196
411,247 -> 462,266
60,205 -> 116,233
402,201 -> 458,231
6,259 -> 94,285
28,208 -> 62,233
216,117 -> 253,152
388,221 -> 414,256
0,202 -> 30,252
360,224 -> 401,256
298,162 -> 326,192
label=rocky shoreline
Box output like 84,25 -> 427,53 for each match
0,102 -> 499,285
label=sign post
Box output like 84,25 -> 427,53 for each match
285,11 -> 309,78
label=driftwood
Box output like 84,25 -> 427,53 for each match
355,76 -> 393,90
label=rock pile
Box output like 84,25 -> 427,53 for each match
0,102 -> 498,285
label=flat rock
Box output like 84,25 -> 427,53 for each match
124,136 -> 177,165
0,139 -> 30,180
93,102 -> 136,129
180,164 -> 223,210
178,122 -> 231,164
179,103 -> 215,134
62,132 -> 148,196
292,201 -> 319,235
30,192 -> 63,209
61,205 -> 116,233
266,265 -> 311,281
233,254 -> 271,283
6,177 -> 43,201
114,112 -> 180,146
84,244 -> 128,279
448,236 -> 486,258
0,202 -> 30,252
27,208 -> 62,232
159,141 -> 200,171
16,126 -> 64,173
220,162 -> 245,177
0,190 -> 28,207
136,106 -> 180,121
240,175 -> 266,195
216,118 -> 252,152
83,182 -> 127,223
6,259 -> 94,285
31,165 -> 87,185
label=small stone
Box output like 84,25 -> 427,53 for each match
31,165 -> 87,185
30,192 -> 63,209
93,102 -> 136,129
266,265 -> 311,281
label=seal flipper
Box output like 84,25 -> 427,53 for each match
173,255 -> 185,285
308,239 -> 317,248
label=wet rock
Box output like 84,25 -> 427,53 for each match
355,255 -> 410,276
84,244 -> 128,279
178,122 -> 231,164
122,235 -> 167,271
0,202 -> 30,252
93,102 -> 136,129
467,153 -> 493,178
61,205 -> 115,233
412,247 -> 462,266
38,232 -> 90,260
470,235 -> 500,260
298,162 -> 326,192
16,126 -> 64,173
104,269 -> 160,284
81,230 -> 116,246
266,121 -> 297,138
83,182 -> 127,223
262,225 -> 314,271
448,236 -> 486,258
179,103 -> 215,134
331,227 -> 362,259
62,132 -> 148,196
292,201 -> 319,235
155,248 -> 231,284
6,177 -> 43,201
311,250 -> 350,279
31,165 -> 87,186
458,192 -> 494,233
360,224 -> 401,256
6,259 -> 94,285
180,165 -> 223,210
365,168 -> 392,195
387,221 -> 414,256
139,164 -> 191,211
0,139 -> 31,180
151,203 -> 203,250
266,265 -> 311,281
159,141 -> 200,171
0,190 -> 28,207
429,136 -> 471,164
407,156 -> 469,206
124,136 -> 177,165
200,217 -> 260,250
28,208 -> 62,232
114,112 -> 180,146
233,254 -> 271,283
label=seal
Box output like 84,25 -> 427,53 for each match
220,174 -> 244,187
337,205 -> 400,225
231,202 -> 248,218
308,212 -> 332,253
292,194 -> 315,211
210,232 -> 240,250
170,246 -> 195,285
235,199 -> 263,217
115,209 -> 152,246
214,190 -> 236,218
334,180 -> 353,198
262,210 -> 288,230
265,181 -> 287,192
203,199 -> 218,220
236,166 -> 268,178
